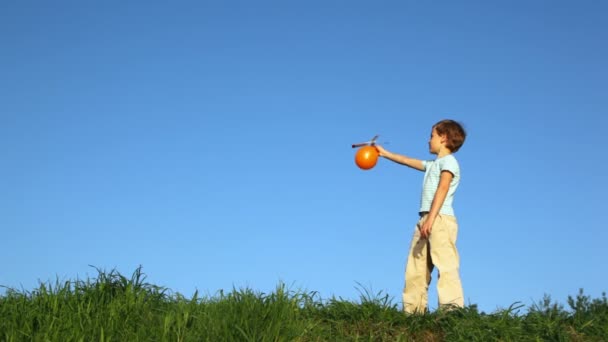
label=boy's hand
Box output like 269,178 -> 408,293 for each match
374,145 -> 388,157
420,216 -> 434,239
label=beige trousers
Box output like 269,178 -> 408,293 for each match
402,213 -> 464,313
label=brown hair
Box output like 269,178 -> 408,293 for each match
433,120 -> 466,152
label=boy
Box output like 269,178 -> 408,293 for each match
375,119 -> 466,313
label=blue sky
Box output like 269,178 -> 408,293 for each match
1,1 -> 607,313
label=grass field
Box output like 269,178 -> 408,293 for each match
1,267 -> 606,341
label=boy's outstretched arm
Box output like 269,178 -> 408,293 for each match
375,145 -> 425,171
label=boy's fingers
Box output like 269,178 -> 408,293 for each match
421,224 -> 431,239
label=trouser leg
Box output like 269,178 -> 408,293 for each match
429,214 -> 464,309
402,217 -> 434,313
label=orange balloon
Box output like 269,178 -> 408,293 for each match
355,146 -> 379,170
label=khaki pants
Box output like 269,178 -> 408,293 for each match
402,213 -> 464,313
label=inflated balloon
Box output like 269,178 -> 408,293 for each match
355,146 -> 379,170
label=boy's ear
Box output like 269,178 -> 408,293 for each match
439,134 -> 447,144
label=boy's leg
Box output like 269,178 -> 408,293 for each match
402,216 -> 434,313
429,214 -> 464,309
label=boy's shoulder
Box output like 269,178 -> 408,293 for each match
436,154 -> 460,172
423,154 -> 460,171
442,153 -> 459,163
431,153 -> 459,164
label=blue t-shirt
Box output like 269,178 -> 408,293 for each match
419,154 -> 460,216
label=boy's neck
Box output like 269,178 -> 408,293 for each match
436,147 -> 452,158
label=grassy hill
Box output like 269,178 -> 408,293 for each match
1,267 -> 606,341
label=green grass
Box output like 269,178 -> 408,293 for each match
1,267 -> 607,341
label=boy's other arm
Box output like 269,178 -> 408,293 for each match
375,145 -> 424,171
420,171 -> 453,239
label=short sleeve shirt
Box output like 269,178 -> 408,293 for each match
419,154 -> 460,216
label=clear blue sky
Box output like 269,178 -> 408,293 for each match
1,1 -> 606,313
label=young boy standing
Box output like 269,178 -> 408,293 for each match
375,120 -> 466,313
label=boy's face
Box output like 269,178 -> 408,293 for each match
428,128 -> 445,154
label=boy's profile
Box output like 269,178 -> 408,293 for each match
375,119 -> 466,313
